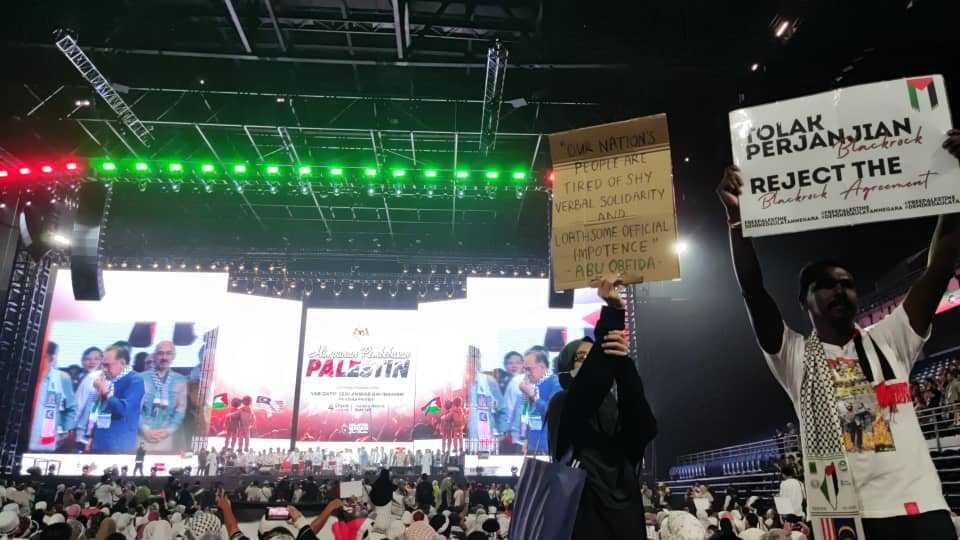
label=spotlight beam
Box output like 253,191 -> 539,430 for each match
195,123 -> 264,227
263,0 -> 287,52
223,0 -> 253,53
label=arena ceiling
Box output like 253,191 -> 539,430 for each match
0,0 -> 956,266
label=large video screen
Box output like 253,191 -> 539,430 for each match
28,270 -> 302,459
297,278 -> 605,456
26,271 -> 606,471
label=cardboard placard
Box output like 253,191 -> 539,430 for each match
730,74 -> 960,237
339,480 -> 364,499
549,114 -> 680,290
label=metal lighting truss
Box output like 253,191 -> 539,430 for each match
55,34 -> 153,147
478,41 -> 508,157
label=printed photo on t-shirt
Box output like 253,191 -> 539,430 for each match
826,356 -> 896,453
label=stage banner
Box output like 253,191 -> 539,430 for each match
297,310 -> 420,442
730,74 -> 960,237
549,114 -> 680,290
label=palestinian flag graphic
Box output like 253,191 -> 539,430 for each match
211,393 -> 228,409
422,397 -> 442,415
820,462 -> 840,510
906,77 -> 939,110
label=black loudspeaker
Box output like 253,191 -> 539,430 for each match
18,206 -> 54,260
548,284 -> 574,309
70,182 -> 109,300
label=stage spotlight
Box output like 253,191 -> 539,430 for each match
391,169 -> 406,178
65,162 -> 79,171
455,170 -> 469,179
266,165 -> 280,175
233,164 -> 247,174
201,164 -> 215,173
19,167 -> 31,175
276,96 -> 285,103
134,162 -> 149,172
424,169 -> 438,178
298,166 -> 312,176
750,62 -> 760,72
152,262 -> 159,269
364,168 -> 378,177
674,240 -> 689,255
775,20 -> 790,37
330,167 -> 344,176
0,170 -> 7,178
75,99 -> 91,107
367,186 -> 376,196
50,232 -> 71,247
485,171 -> 499,180
169,163 -> 183,173
41,165 -> 54,173
102,162 -> 117,171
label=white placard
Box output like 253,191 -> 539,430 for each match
774,496 -> 795,516
730,74 -> 959,237
339,480 -> 364,499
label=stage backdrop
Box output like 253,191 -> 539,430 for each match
296,278 -> 606,455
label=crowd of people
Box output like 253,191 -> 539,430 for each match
912,361 -> 960,415
191,447 -> 445,478
0,467 -> 516,540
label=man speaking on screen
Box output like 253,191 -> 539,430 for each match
718,129 -> 960,539
139,341 -> 188,451
91,344 -> 145,452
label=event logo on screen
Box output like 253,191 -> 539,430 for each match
304,345 -> 412,378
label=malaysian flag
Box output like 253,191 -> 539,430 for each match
255,395 -> 285,413
818,517 -> 860,540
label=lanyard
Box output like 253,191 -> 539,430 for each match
852,332 -> 895,383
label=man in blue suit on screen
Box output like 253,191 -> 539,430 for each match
512,348 -> 561,454
91,344 -> 145,453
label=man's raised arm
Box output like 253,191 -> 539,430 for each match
718,165 -> 785,355
902,130 -> 960,334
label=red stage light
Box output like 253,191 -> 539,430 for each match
0,170 -> 7,178
546,170 -> 555,184
18,167 -> 30,175
65,162 -> 78,171
41,165 -> 53,173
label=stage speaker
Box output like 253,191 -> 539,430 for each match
70,182 -> 110,300
548,285 -> 574,309
18,206 -> 55,260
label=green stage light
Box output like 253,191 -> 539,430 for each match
168,163 -> 183,173
424,169 -> 438,178
330,167 -> 344,176
298,166 -> 312,175
455,170 -> 470,179
392,169 -> 406,178
364,168 -> 378,177
102,162 -> 117,171
485,171 -> 499,180
234,164 -> 248,174
134,162 -> 149,172
201,164 -> 215,173
266,165 -> 280,175
512,171 -> 527,180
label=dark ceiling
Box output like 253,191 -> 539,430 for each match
1,0 -> 960,469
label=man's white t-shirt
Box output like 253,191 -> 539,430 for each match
454,489 -> 465,507
762,305 -> 948,518
738,528 -> 764,540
